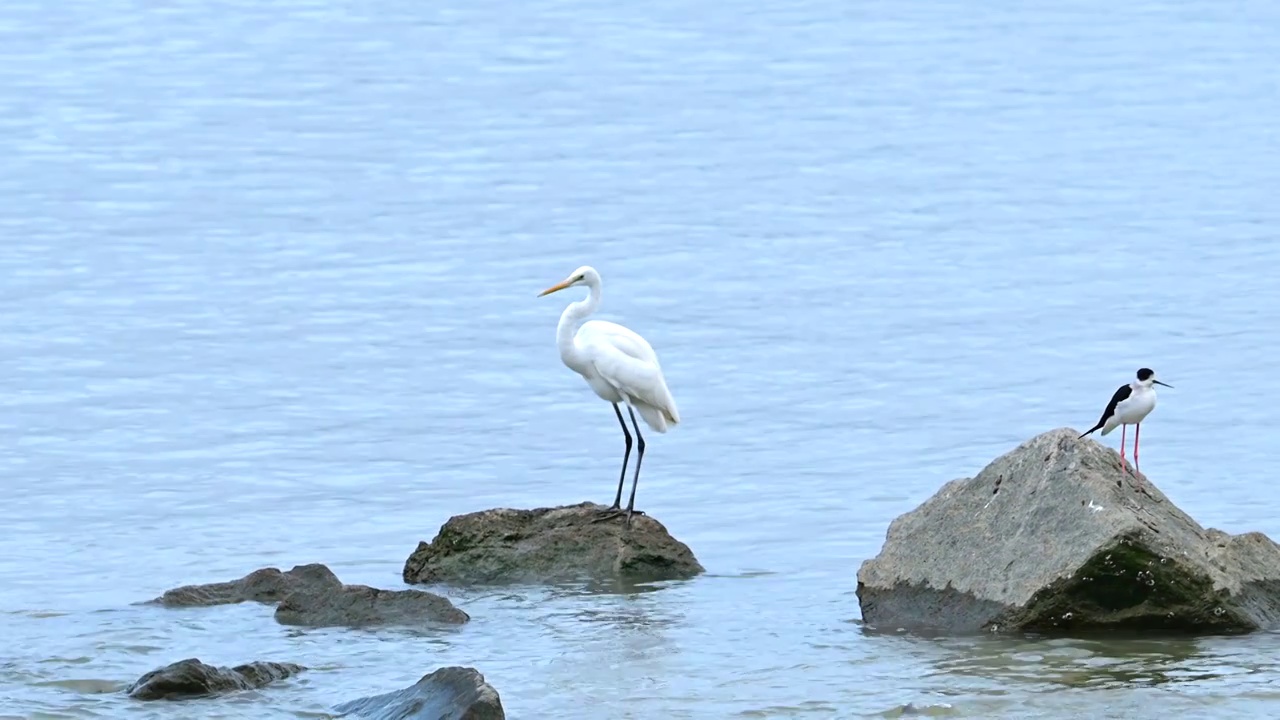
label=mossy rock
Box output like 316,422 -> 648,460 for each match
403,503 -> 704,587
858,428 -> 1280,635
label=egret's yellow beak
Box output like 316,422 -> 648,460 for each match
538,279 -> 573,297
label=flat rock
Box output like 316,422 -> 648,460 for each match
126,658 -> 304,700
857,428 -> 1280,635
149,563 -> 341,607
334,666 -> 504,720
403,502 -> 704,585
275,584 -> 470,628
152,563 -> 468,628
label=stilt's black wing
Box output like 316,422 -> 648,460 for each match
1080,383 -> 1132,437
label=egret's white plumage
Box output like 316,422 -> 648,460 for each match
539,265 -> 679,521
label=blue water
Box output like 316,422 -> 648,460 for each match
3,0 -> 1280,717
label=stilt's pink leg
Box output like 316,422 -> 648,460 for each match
1119,424 -> 1127,472
1134,423 -> 1140,476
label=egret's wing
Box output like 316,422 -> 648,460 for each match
578,322 -> 677,422
579,320 -> 660,366
589,344 -> 667,405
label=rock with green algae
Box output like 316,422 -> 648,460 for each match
857,428 -> 1280,635
403,502 -> 704,586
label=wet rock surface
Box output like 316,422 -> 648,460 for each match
275,583 -> 470,627
334,666 -> 504,720
126,658 -> 304,700
149,563 -> 341,607
403,502 -> 704,586
152,563 -> 468,628
857,428 -> 1280,635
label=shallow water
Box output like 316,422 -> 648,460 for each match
3,0 -> 1280,717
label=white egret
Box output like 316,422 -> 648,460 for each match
1079,367 -> 1173,475
538,265 -> 680,523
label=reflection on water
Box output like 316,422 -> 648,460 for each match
851,632 -> 1280,717
932,636 -> 1210,688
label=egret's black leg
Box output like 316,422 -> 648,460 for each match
609,403 -> 632,510
592,405 -> 648,525
623,406 -> 646,524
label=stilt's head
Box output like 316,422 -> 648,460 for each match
1136,368 -> 1173,389
538,265 -> 600,297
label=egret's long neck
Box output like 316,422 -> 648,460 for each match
556,280 -> 601,367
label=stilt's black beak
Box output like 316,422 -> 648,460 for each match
1154,380 -> 1173,388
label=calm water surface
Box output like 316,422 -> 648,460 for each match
3,0 -> 1280,717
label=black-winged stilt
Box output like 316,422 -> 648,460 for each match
1079,368 -> 1172,475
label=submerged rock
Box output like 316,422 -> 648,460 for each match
275,584 -> 470,628
126,658 -> 304,700
334,666 -> 504,720
149,563 -> 341,607
857,428 -> 1280,635
152,563 -> 468,628
403,502 -> 704,585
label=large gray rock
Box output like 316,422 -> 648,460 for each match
403,503 -> 704,586
857,427 -> 1280,635
126,658 -> 304,700
149,563 -> 341,607
334,666 -> 504,720
275,584 -> 470,628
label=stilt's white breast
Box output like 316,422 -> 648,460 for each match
1113,388 -> 1157,426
